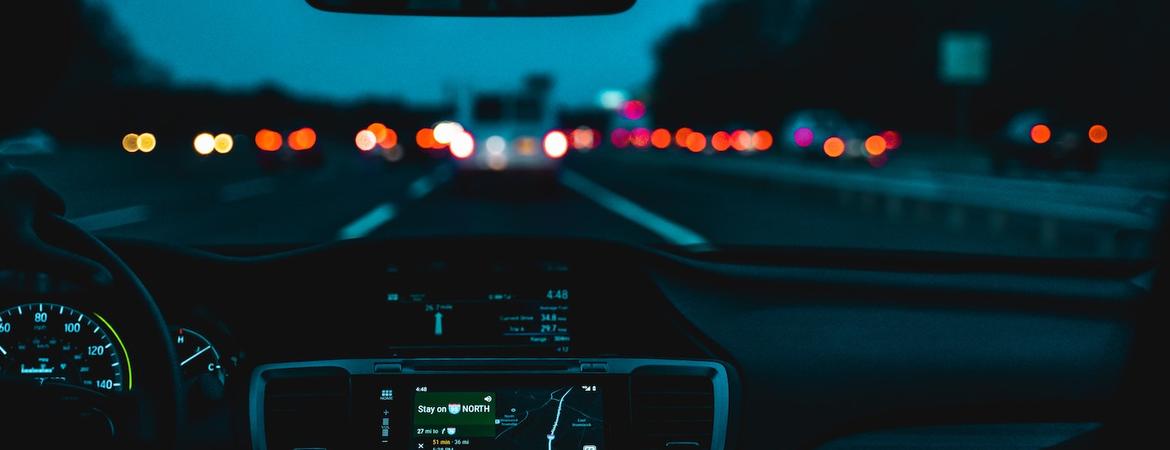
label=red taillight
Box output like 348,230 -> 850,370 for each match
255,129 -> 282,152
1088,124 -> 1108,144
711,131 -> 730,151
289,128 -> 316,151
1030,124 -> 1051,144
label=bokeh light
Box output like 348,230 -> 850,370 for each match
674,127 -> 693,147
194,133 -> 215,155
711,131 -> 731,151
288,128 -> 316,151
571,127 -> 595,150
1030,124 -> 1052,144
864,135 -> 887,156
686,132 -> 707,153
433,121 -> 464,145
136,133 -> 156,153
630,128 -> 651,148
355,129 -> 377,151
379,128 -> 398,149
213,133 -> 234,154
650,128 -> 672,149
543,131 -> 569,158
823,137 -> 845,158
416,128 -> 437,149
122,133 -> 139,152
1088,124 -> 1108,144
367,123 -> 388,143
449,131 -> 475,159
730,130 -> 752,151
255,129 -> 282,151
621,100 -> 646,120
752,130 -> 773,151
880,130 -> 902,150
486,135 -> 506,154
610,128 -> 630,148
794,127 -> 815,148
381,146 -> 404,162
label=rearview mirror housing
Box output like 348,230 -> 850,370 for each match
306,0 -> 636,17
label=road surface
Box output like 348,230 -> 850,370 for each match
5,139 -> 1165,258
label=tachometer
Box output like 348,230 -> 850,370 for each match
0,303 -> 128,392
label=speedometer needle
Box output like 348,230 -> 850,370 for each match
180,346 -> 211,367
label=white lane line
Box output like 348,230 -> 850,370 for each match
407,176 -> 435,199
408,165 -> 453,200
219,177 -> 276,202
560,169 -> 708,247
337,203 -> 397,240
72,205 -> 150,231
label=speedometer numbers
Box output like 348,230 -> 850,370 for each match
0,303 -> 128,392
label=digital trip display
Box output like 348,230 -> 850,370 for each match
382,284 -> 572,354
407,385 -> 604,450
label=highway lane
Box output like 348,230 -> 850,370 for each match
4,144 -> 1155,258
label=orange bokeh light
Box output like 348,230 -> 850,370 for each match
288,127 -> 317,151
864,135 -> 887,156
674,127 -> 693,147
752,130 -> 773,151
380,128 -> 398,149
823,137 -> 845,158
367,123 -> 388,143
1030,124 -> 1052,144
1088,124 -> 1108,144
255,129 -> 282,151
711,131 -> 731,151
650,128 -> 672,149
730,130 -> 751,151
685,132 -> 707,153
416,128 -> 437,149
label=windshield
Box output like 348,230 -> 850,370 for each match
3,0 -> 1166,257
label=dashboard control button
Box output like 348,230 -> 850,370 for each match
580,362 -> 608,372
374,363 -> 402,373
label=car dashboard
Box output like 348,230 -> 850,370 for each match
3,237 -> 1149,450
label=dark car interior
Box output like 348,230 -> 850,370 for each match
3,202 -> 1165,448
2,1 -> 1168,449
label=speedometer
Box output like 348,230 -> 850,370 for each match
0,303 -> 129,392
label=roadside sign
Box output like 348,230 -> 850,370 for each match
939,31 -> 989,86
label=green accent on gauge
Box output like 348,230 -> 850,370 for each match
93,312 -> 132,391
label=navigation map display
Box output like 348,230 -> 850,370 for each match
410,384 -> 604,450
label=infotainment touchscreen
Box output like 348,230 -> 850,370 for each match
359,377 -> 607,450
412,385 -> 603,450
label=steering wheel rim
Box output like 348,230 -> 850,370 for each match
0,214 -> 182,447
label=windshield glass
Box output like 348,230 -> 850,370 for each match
3,0 -> 1166,257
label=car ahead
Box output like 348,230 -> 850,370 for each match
780,109 -> 897,164
255,128 -> 325,171
451,79 -> 565,191
993,109 -> 1107,174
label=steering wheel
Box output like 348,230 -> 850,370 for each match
0,165 -> 182,447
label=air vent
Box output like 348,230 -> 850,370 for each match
631,373 -> 716,450
262,368 -> 349,450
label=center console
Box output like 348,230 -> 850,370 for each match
251,358 -> 731,450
